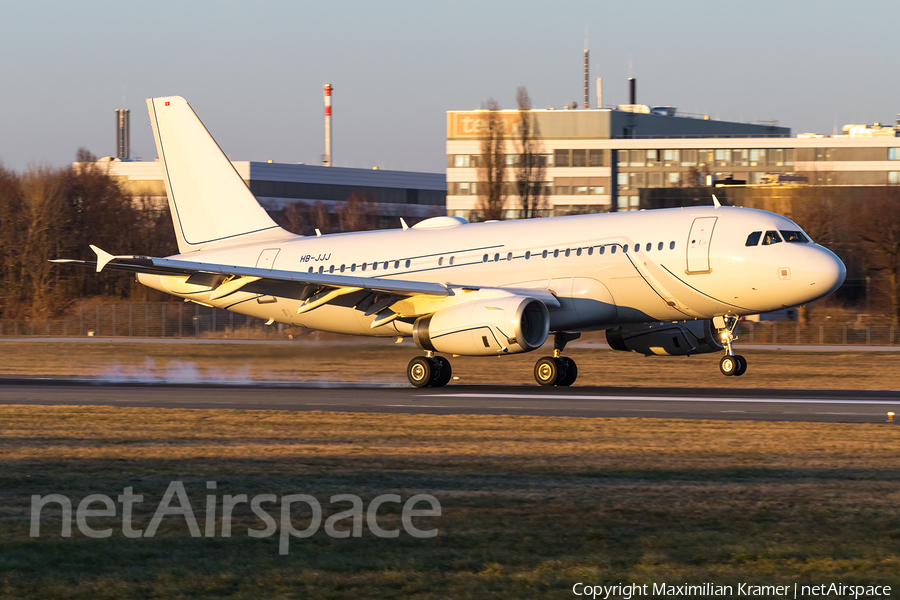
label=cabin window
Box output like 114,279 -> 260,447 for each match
361,263 -> 367,271
542,250 -> 548,259
553,249 -> 560,258
525,251 -> 531,260
623,245 -> 629,253
449,256 -> 455,265
746,231 -> 762,246
372,262 -> 378,271
483,254 -> 488,262
646,243 -> 652,252
405,259 -> 411,268
507,252 -> 513,261
308,267 -> 313,273
565,249 -> 571,257
762,230 -> 783,246
329,265 -> 335,273
340,265 -> 346,273
587,247 -> 593,256
576,248 -> 582,257
353,264 -> 359,272
781,230 -> 810,243
633,244 -> 639,253
599,246 -> 605,255
658,242 -> 663,251
494,253 -> 500,262
438,257 -> 443,266
669,241 -> 675,250
318,266 -> 323,274
394,261 -> 400,269
610,246 -> 617,254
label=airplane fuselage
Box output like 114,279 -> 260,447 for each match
138,205 -> 844,337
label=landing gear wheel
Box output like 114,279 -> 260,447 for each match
557,357 -> 578,386
534,356 -> 563,386
407,357 -> 434,388
719,355 -> 739,377
432,356 -> 452,387
733,355 -> 747,377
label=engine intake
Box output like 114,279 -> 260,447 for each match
606,320 -> 724,356
413,296 -> 549,356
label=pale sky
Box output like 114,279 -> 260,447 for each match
1,0 -> 898,173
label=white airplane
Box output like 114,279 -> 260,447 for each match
55,96 -> 846,387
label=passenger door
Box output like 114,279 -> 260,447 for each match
686,217 -> 717,274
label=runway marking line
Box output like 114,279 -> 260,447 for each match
424,393 -> 900,406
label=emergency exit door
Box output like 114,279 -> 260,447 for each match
686,217 -> 717,274
256,248 -> 281,269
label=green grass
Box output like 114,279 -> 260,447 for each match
1,406 -> 899,598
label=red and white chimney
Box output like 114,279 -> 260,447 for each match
323,84 -> 333,166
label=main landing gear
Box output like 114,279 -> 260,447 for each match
534,332 -> 580,386
717,316 -> 747,377
407,352 -> 452,388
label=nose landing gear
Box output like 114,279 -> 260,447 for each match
717,316 -> 747,377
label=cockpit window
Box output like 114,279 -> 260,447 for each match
762,230 -> 782,246
745,231 -> 762,246
780,230 -> 810,243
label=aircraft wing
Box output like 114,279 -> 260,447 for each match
52,246 -> 560,321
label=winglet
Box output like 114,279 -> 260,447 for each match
90,245 -> 115,273
712,194 -> 721,208
315,229 -> 322,237
400,218 -> 409,231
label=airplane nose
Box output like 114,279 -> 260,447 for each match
806,247 -> 846,297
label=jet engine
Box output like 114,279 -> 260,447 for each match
413,296 -> 550,356
606,320 -> 724,356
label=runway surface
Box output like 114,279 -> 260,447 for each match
0,378 -> 898,423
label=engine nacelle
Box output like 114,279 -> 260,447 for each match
606,320 -> 724,356
413,296 -> 549,356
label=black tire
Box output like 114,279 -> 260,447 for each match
719,355 -> 738,377
407,356 -> 434,388
534,356 -> 562,386
733,355 -> 747,377
557,357 -> 578,386
432,356 -> 452,387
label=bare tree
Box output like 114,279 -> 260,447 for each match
850,187 -> 900,324
514,87 -> 547,219
476,98 -> 507,221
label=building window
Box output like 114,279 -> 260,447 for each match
715,149 -> 731,166
698,149 -> 713,166
663,149 -> 680,167
453,155 -> 471,167
572,149 -> 586,167
649,172 -> 662,188
554,149 -> 570,167
667,172 -> 681,186
889,149 -> 900,160
629,150 -> 645,167
617,151 -> 629,167
681,149 -> 697,167
589,149 -> 605,167
645,150 -> 658,167
733,149 -> 749,166
617,173 -> 628,189
889,172 -> 900,184
458,182 -> 470,195
750,149 -> 765,166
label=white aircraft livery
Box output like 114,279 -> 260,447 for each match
54,96 -> 846,387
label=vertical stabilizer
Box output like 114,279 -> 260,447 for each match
147,96 -> 283,253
